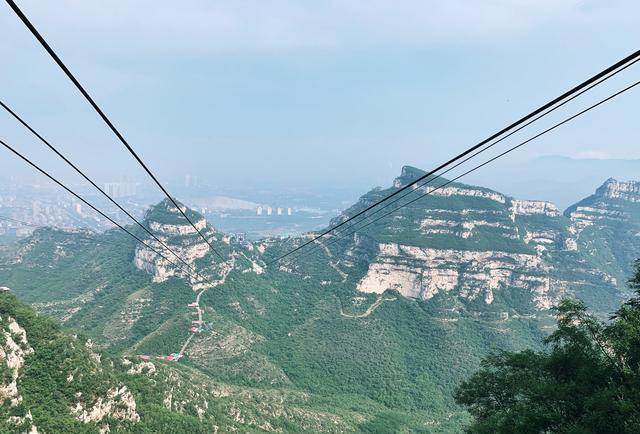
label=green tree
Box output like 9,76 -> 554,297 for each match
455,260 -> 640,434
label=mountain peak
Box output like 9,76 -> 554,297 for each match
144,198 -> 205,226
153,197 -> 188,214
394,165 -> 444,188
595,178 -> 640,203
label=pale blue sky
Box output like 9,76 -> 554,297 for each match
1,0 -> 639,196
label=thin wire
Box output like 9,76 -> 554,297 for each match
307,56 -> 640,245
0,100 -> 214,283
0,214 -> 204,280
5,0 -> 224,260
0,137 -> 206,284
287,78 -> 640,266
270,49 -> 640,264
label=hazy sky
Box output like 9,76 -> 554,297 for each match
1,0 -> 639,194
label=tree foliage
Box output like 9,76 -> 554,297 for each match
455,260 -> 640,433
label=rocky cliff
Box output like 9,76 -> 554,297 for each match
0,291 -> 139,433
0,292 -> 375,433
337,167 -> 635,314
564,177 -> 640,283
133,199 -> 230,288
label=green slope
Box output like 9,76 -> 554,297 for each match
0,168 -> 639,432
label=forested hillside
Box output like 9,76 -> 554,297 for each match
1,166 -> 639,432
455,261 -> 640,433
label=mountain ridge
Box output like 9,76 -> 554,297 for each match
1,166 -> 639,432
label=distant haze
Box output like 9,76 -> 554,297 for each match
1,1 -> 639,202
465,155 -> 640,210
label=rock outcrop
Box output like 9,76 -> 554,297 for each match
511,199 -> 560,217
0,316 -> 34,407
348,168 -> 634,312
0,293 -> 141,432
133,199 -> 221,286
567,178 -> 640,229
71,386 -> 139,424
596,178 -> 640,202
357,243 -> 555,308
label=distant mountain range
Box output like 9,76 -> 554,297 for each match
1,165 -> 639,432
466,155 -> 640,209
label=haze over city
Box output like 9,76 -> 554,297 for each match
1,0 -> 639,200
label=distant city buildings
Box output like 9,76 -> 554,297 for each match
0,182 -> 149,236
104,180 -> 138,198
184,174 -> 199,188
255,205 -> 294,216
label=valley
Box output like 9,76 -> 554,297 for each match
1,166 -> 639,432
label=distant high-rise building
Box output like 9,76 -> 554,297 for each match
104,182 -> 120,198
257,206 -> 263,215
287,207 -> 293,216
277,207 -> 283,216
184,174 -> 192,188
104,181 -> 137,198
73,203 -> 82,215
267,207 -> 273,216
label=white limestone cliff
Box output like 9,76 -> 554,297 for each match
72,386 -> 140,424
134,211 -> 213,284
0,316 -> 34,407
356,243 -> 555,309
511,199 -> 560,217
597,178 -> 640,202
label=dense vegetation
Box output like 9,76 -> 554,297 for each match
0,293 -> 368,433
456,261 -> 640,433
0,292 -> 124,433
1,169 -> 639,432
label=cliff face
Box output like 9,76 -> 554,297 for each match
0,314 -> 33,409
347,168 -> 633,313
564,177 -> 640,282
511,199 -> 560,217
356,243 -> 555,307
567,179 -> 640,226
0,292 -> 139,433
596,178 -> 640,202
133,199 -> 224,287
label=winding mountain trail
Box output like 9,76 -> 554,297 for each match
340,296 -> 397,318
313,239 -> 348,282
314,239 -> 333,258
178,255 -> 236,357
